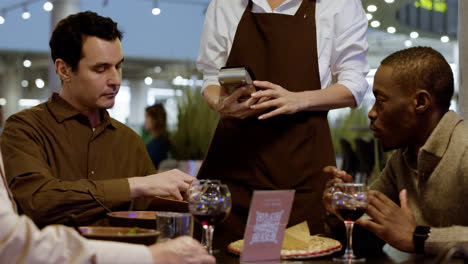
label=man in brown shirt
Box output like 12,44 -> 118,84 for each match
323,47 -> 468,255
0,11 -> 193,227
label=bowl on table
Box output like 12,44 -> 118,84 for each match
107,211 -> 158,229
107,196 -> 188,229
79,226 -> 159,245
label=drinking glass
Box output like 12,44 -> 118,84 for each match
187,179 -> 221,248
187,179 -> 221,197
188,183 -> 231,254
156,212 -> 193,243
331,183 -> 369,263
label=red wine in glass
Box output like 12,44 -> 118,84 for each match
331,183 -> 368,263
192,211 -> 230,226
336,207 -> 366,222
188,183 -> 231,255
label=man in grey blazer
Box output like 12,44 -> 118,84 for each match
323,46 -> 468,255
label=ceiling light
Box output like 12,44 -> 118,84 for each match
152,0 -> 161,16
152,8 -> 161,15
22,6 -> 31,20
35,78 -> 45,89
144,77 -> 153,85
366,13 -> 373,20
23,59 -> 31,68
441,36 -> 450,43
387,27 -> 396,34
22,11 -> 31,20
43,1 -> 54,12
410,32 -> 419,39
0,15 -> 4,25
404,40 -> 412,47
385,0 -> 394,3
21,80 -> 29,87
154,66 -> 162,73
367,5 -> 377,12
370,21 -> 380,28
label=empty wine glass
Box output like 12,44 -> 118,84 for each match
188,183 -> 231,254
331,183 -> 368,263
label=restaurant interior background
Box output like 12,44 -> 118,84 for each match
0,0 -> 459,178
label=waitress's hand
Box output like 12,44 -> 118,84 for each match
250,80 -> 306,120
215,86 -> 268,119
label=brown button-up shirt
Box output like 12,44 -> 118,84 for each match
0,93 -> 156,227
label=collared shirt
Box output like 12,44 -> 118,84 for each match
0,151 -> 153,264
0,93 -> 156,227
371,111 -> 468,255
196,0 -> 369,106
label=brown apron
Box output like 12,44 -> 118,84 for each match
197,0 -> 335,249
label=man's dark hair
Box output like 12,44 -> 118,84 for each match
49,11 -> 123,71
381,46 -> 454,111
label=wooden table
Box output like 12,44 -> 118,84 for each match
214,244 -> 464,264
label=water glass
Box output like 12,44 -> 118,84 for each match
156,212 -> 193,243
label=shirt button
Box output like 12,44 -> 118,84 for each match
92,128 -> 96,132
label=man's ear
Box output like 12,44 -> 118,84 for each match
414,90 -> 432,114
55,59 -> 72,82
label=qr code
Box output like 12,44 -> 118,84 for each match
249,210 -> 284,245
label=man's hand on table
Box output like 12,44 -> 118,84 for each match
322,166 -> 354,214
149,236 -> 215,264
128,169 -> 194,200
356,189 -> 416,252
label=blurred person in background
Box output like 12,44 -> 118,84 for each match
144,104 -> 170,170
323,47 -> 468,255
0,150 -> 215,264
0,11 -> 193,228
196,0 -> 369,247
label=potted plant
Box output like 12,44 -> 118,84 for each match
167,85 -> 219,175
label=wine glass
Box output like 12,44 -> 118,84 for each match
331,183 -> 369,263
186,179 -> 221,248
187,179 -> 221,197
188,183 -> 231,254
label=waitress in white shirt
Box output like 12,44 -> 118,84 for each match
196,0 -> 369,248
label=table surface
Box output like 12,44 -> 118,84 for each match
214,244 -> 464,264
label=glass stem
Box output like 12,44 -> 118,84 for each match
203,224 -> 215,254
200,224 -> 207,248
344,220 -> 356,259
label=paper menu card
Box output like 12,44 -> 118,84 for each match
240,190 -> 295,262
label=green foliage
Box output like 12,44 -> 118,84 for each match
170,86 -> 219,160
330,107 -> 371,155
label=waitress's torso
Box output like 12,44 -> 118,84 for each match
197,0 -> 336,246
196,0 -> 370,94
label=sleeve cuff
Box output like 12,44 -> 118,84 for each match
88,240 -> 153,264
201,75 -> 220,92
97,178 -> 132,209
337,77 -> 369,107
425,226 -> 468,255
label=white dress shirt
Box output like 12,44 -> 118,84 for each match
0,151 -> 153,264
196,0 -> 370,106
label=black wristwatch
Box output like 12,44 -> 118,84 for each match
413,225 -> 431,254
